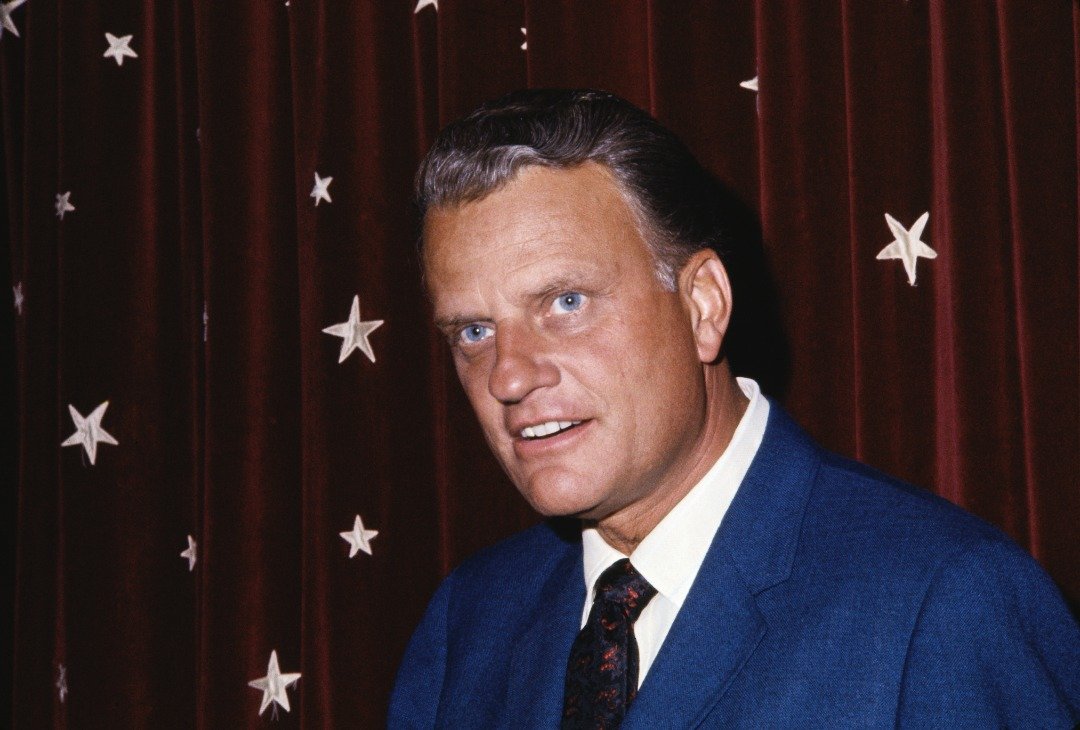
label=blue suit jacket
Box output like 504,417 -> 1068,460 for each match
390,405 -> 1080,727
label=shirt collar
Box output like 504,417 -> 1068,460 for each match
582,377 -> 770,606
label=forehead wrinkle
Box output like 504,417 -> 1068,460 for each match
425,163 -> 645,325
466,216 -> 609,284
504,247 -> 612,303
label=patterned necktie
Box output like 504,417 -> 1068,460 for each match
561,558 -> 658,729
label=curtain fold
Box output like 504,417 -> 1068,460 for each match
3,1 -> 1077,725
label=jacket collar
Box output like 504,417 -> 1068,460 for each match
625,402 -> 820,727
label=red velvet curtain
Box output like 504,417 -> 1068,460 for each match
2,1 -> 1077,726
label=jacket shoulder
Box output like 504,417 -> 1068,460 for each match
796,447 -> 1054,611
452,518 -> 579,582
442,518 -> 580,615
814,450 -> 1006,549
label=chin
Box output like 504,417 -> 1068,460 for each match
515,472 -> 605,519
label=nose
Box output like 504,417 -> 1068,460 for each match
488,322 -> 559,404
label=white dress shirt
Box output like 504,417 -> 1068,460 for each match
579,377 -> 770,686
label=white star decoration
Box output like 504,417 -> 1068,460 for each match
340,514 -> 379,557
740,76 -> 759,92
103,33 -> 137,66
180,535 -> 197,571
0,0 -> 26,39
520,27 -> 527,50
55,191 -> 75,219
322,295 -> 384,364
310,172 -> 333,206
414,0 -> 437,13
876,212 -> 936,286
61,401 -> 119,466
56,664 -> 68,703
13,282 -> 23,315
248,650 -> 301,716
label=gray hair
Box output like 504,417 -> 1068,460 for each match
416,89 -> 733,290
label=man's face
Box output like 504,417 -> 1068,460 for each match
424,163 -> 713,526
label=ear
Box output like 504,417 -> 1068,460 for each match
678,249 -> 733,364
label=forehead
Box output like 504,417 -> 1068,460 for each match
422,163 -> 655,305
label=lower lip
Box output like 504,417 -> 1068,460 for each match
512,420 -> 592,459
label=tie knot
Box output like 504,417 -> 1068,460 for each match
594,558 -> 657,621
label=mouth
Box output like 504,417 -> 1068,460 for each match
518,420 -> 583,440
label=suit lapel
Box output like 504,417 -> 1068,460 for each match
625,404 -> 820,728
624,543 -> 766,728
503,542 -> 584,727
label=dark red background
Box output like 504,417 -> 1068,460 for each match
3,1 -> 1078,726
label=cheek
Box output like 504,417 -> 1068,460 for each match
454,349 -> 492,396
621,315 -> 703,436
467,395 -> 516,471
455,358 -> 501,429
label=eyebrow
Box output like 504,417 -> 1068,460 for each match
433,314 -> 488,333
432,270 -> 600,332
526,276 -> 585,302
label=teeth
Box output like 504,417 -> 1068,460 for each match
520,420 -> 581,439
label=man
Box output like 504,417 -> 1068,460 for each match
389,89 -> 1080,728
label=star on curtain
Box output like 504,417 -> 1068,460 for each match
310,172 -> 333,206
520,28 -> 527,50
876,212 -> 936,286
739,76 -> 759,92
322,295 -> 384,364
180,535 -> 197,571
61,401 -> 119,466
13,282 -> 23,315
103,33 -> 137,66
55,191 -> 75,219
414,0 -> 437,13
248,650 -> 301,717
340,514 -> 379,557
0,0 -> 26,39
55,664 -> 68,703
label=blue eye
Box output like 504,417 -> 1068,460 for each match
552,292 -> 584,313
459,324 -> 494,344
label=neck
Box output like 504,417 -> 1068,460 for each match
593,367 -> 749,554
